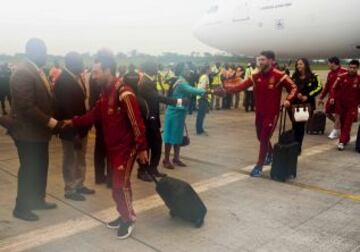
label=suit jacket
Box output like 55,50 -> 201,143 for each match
139,74 -> 177,129
54,69 -> 89,140
10,60 -> 56,142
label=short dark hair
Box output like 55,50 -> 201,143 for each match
65,52 -> 83,71
260,50 -> 276,60
94,49 -> 116,75
328,56 -> 340,65
25,38 -> 46,56
140,61 -> 158,76
174,62 -> 185,77
349,59 -> 360,67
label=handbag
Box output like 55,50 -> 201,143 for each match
180,123 -> 190,147
293,104 -> 310,122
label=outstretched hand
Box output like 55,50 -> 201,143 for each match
283,100 -> 291,108
62,120 -> 73,128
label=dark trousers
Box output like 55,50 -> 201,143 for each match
138,126 -> 162,173
196,98 -> 208,134
15,141 -> 49,210
234,93 -> 240,109
223,94 -> 233,109
188,96 -> 197,115
292,122 -> 306,151
289,104 -> 314,152
244,90 -> 254,112
94,123 -> 111,183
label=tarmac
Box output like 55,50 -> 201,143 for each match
1,72 -> 360,252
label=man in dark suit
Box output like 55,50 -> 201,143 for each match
137,62 -> 188,181
10,38 -> 60,221
54,52 -> 95,201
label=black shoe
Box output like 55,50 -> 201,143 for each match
106,175 -> 112,188
76,187 -> 96,195
95,176 -> 106,184
13,208 -> 39,221
106,216 -> 122,229
137,172 -> 153,182
32,201 -> 57,210
117,220 -> 135,240
65,192 -> 86,201
106,181 -> 112,189
152,170 -> 167,178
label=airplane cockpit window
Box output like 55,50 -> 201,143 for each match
207,5 -> 218,14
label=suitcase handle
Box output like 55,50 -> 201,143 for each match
278,106 -> 288,142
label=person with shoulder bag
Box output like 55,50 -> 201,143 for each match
162,63 -> 206,170
291,58 -> 322,154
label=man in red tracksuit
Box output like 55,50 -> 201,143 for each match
330,60 -> 360,151
319,57 -> 347,140
64,50 -> 148,239
222,51 -> 297,177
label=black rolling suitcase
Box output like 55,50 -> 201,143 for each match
356,125 -> 360,153
271,107 -> 299,182
306,110 -> 326,135
148,172 -> 207,228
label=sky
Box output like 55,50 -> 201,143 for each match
0,0 -> 220,56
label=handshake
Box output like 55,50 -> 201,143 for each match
51,119 -> 74,134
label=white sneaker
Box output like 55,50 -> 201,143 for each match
328,129 -> 340,140
337,143 -> 344,151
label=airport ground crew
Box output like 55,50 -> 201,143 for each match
196,66 -> 211,135
243,63 -> 256,112
330,60 -> 360,150
319,57 -> 347,139
210,63 -> 223,110
64,50 -> 148,239
222,51 -> 297,177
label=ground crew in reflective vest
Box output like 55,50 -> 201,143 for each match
196,66 -> 211,135
210,62 -> 223,109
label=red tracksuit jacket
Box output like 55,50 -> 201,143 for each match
320,67 -> 347,100
73,79 -> 147,168
225,67 -> 297,117
332,72 -> 360,111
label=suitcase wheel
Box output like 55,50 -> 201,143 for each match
169,210 -> 176,218
194,218 -> 204,228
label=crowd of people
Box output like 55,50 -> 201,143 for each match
0,38 -> 359,240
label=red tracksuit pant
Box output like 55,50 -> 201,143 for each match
339,106 -> 358,145
111,150 -> 137,223
255,113 -> 278,166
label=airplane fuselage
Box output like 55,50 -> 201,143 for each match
194,0 -> 360,59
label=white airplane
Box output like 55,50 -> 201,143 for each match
193,0 -> 360,59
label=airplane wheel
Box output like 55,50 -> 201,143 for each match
169,211 -> 176,218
